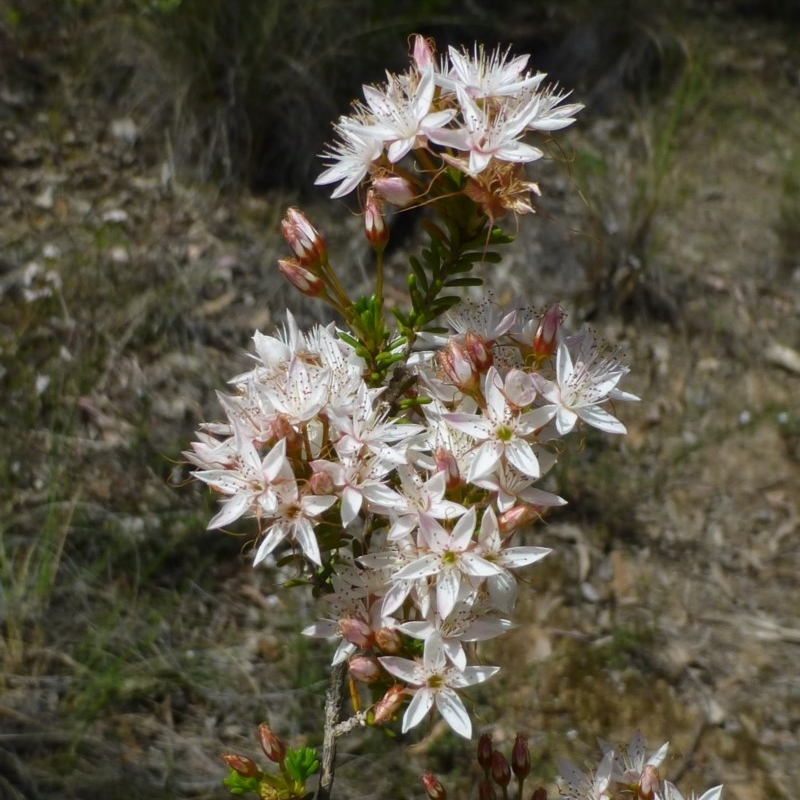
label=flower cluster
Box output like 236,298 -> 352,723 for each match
423,732 -> 723,800
316,36 -> 582,220
187,292 -> 638,738
191,35 -> 649,791
556,733 -> 722,800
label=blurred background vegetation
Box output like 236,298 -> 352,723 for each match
2,0 -> 800,798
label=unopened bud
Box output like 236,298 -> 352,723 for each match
349,655 -> 381,683
532,303 -> 562,360
221,752 -> 259,778
308,469 -> 335,496
374,626 -> 402,654
498,504 -> 539,534
281,207 -> 327,266
372,684 -> 406,725
258,722 -> 286,764
638,765 -> 660,800
511,733 -> 531,780
278,258 -> 325,297
463,331 -> 493,372
411,34 -> 435,71
439,339 -> 481,393
491,751 -> 511,788
530,788 -> 547,800
365,189 -> 388,250
338,617 -> 374,648
477,733 -> 494,770
422,772 -> 447,800
372,174 -> 416,208
479,778 -> 497,800
433,446 -> 461,491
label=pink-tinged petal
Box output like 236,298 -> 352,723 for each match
504,439 -> 540,479
387,137 -> 416,163
435,688 -> 472,738
378,655 -> 421,684
576,405 -> 627,434
436,569 -> 461,619
403,688 -> 434,732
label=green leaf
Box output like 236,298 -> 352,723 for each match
223,770 -> 261,796
443,277 -> 483,288
284,746 -> 320,783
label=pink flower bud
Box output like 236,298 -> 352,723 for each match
638,765 -> 660,800
532,303 -> 562,360
372,174 -> 416,207
491,751 -> 511,788
281,207 -> 326,266
439,339 -> 481,393
349,655 -> 382,683
374,626 -> 402,654
365,188 -> 388,250
477,733 -> 494,770
308,469 -> 335,496
278,258 -> 325,297
258,722 -> 286,764
372,684 -> 406,725
411,34 -> 435,71
464,331 -> 493,372
422,772 -> 447,800
433,446 -> 461,491
221,752 -> 259,778
338,617 -> 374,648
498,504 -> 539,534
511,733 -> 530,780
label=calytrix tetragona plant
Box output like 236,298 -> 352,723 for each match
187,35 -> 722,800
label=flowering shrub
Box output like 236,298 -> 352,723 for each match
187,35 -> 722,800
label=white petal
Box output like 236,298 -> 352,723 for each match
378,656 -> 421,684
505,439 -> 540,479
436,569 -> 461,619
403,688 -> 435,732
208,493 -> 251,529
576,404 -> 627,434
435,688 -> 472,738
